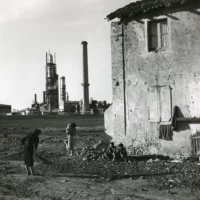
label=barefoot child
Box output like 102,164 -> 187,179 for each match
64,123 -> 77,156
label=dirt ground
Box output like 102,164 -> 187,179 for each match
0,124 -> 200,200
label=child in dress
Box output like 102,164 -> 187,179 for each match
64,123 -> 77,156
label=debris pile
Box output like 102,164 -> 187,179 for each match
42,153 -> 200,191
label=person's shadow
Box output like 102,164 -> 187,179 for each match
175,106 -> 190,132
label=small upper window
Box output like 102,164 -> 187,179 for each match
148,19 -> 168,51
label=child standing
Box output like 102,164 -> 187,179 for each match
64,122 -> 77,156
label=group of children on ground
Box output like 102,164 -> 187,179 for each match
104,142 -> 128,162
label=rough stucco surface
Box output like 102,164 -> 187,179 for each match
104,105 -> 113,137
106,4 -> 200,156
110,22 -> 125,138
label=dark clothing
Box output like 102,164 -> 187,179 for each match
159,125 -> 173,141
105,146 -> 116,159
117,147 -> 127,159
22,133 -> 39,167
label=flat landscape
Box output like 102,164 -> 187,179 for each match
0,115 -> 200,200
0,115 -> 104,128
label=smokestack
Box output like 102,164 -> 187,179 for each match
43,91 -> 46,103
54,53 -> 56,64
60,76 -> 66,102
34,94 -> 37,104
81,41 -> 90,112
46,53 -> 48,64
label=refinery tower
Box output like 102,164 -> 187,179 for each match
45,51 -> 59,112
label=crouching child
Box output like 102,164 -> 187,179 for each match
117,143 -> 128,162
104,142 -> 117,161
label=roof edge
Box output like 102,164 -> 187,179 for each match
106,0 -> 198,21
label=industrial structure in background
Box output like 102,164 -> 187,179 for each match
59,76 -> 81,113
17,42 -> 110,116
81,41 -> 90,113
59,76 -> 68,111
45,52 -> 59,112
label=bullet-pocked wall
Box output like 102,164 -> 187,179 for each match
105,3 -> 200,156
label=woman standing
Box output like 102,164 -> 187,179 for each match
21,129 -> 41,175
64,122 -> 77,156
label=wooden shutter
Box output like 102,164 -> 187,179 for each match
160,86 -> 172,122
148,86 -> 160,122
160,20 -> 168,47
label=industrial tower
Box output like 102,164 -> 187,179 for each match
45,51 -> 59,112
59,76 -> 69,111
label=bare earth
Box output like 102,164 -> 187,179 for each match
0,124 -> 200,200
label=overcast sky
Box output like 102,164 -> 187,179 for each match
0,0 -> 132,110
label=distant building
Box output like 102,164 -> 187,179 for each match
62,101 -> 81,113
26,50 -> 110,115
59,100 -> 110,114
90,100 -> 111,114
0,104 -> 11,115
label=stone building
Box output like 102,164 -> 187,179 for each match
105,0 -> 200,157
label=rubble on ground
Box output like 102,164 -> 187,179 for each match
34,148 -> 200,191
1,127 -> 200,192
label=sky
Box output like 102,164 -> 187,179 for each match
0,0 -> 134,110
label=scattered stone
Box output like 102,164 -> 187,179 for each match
168,189 -> 178,195
171,160 -> 183,163
3,133 -> 8,138
141,188 -> 149,192
110,188 -> 115,195
147,159 -> 153,163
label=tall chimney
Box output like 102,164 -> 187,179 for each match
81,41 -> 90,112
60,76 -> 66,102
46,52 -> 48,64
34,94 -> 37,104
43,91 -> 46,103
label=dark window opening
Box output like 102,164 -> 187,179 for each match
148,19 -> 168,51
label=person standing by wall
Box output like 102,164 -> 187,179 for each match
21,129 -> 41,175
64,122 -> 77,156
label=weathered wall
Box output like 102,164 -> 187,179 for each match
111,22 -> 125,138
104,105 -> 113,137
109,3 -> 200,156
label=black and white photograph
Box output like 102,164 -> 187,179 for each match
0,0 -> 200,199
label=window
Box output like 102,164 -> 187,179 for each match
148,19 -> 168,51
148,85 -> 172,122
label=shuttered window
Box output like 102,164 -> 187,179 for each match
148,19 -> 168,51
148,86 -> 172,122
148,86 -> 160,122
160,86 -> 171,122
149,22 -> 158,50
